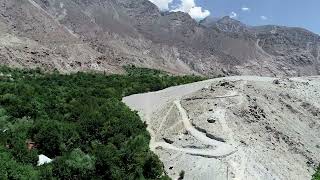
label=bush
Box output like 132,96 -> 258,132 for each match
52,149 -> 95,179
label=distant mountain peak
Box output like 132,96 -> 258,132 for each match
199,16 -> 219,27
218,16 -> 241,23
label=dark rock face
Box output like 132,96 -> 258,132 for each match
0,0 -> 319,76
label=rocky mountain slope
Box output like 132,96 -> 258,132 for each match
0,0 -> 319,76
123,76 -> 320,180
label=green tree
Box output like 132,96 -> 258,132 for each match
0,65 -> 205,179
53,149 -> 95,179
313,166 -> 320,180
6,118 -> 38,164
33,120 -> 80,157
0,146 -> 39,180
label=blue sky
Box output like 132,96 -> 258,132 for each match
149,0 -> 319,34
196,0 -> 319,34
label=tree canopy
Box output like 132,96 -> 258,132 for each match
0,66 -> 204,179
313,167 -> 320,180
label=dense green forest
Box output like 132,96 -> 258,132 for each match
0,66 -> 205,179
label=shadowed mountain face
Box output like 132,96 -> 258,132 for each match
0,0 -> 319,76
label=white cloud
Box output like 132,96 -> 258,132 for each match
230,11 -> 237,19
172,0 -> 211,20
149,0 -> 210,20
241,7 -> 250,11
149,0 -> 174,10
260,15 -> 268,20
173,0 -> 196,12
188,6 -> 210,20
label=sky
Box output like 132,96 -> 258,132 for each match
149,0 -> 320,34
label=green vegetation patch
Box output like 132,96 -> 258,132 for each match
313,166 -> 320,180
0,66 -> 205,179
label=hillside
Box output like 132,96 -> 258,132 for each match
0,0 -> 319,76
124,76 -> 320,180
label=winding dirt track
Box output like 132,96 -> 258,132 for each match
122,76 -> 279,179
174,100 -> 235,154
149,99 -> 237,158
147,98 -> 237,158
150,82 -> 248,159
123,76 -> 320,180
123,76 -> 274,159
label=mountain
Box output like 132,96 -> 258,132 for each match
201,16 -> 249,34
0,0 -> 319,76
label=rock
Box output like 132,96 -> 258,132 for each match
273,79 -> 280,84
207,117 -> 216,123
163,138 -> 174,144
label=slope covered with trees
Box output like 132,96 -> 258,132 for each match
0,66 -> 205,179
